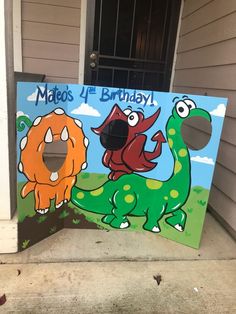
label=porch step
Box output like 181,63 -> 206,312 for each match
0,260 -> 235,313
1,213 -> 236,263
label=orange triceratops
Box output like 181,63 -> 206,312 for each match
18,108 -> 88,214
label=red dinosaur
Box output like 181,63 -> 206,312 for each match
92,104 -> 166,180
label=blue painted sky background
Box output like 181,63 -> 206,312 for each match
17,82 -> 227,189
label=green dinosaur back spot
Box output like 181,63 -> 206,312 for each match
124,194 -> 135,203
174,160 -> 182,174
168,138 -> 173,148
146,179 -> 163,190
77,192 -> 85,199
90,187 -> 104,196
170,190 -> 179,198
168,128 -> 176,136
123,184 -> 131,191
164,196 -> 168,201
178,148 -> 187,157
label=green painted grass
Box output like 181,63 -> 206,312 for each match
18,172 -> 209,248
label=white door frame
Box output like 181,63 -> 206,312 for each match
13,0 -> 22,72
0,0 -> 18,253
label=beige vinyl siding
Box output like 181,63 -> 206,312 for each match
172,0 -> 236,233
22,0 -> 81,83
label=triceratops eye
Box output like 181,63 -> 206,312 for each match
176,101 -> 190,118
128,112 -> 139,126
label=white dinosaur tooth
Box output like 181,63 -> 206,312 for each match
18,162 -> 23,173
152,226 -> 161,233
74,119 -> 82,128
33,116 -> 42,126
84,137 -> 89,147
20,136 -> 27,150
54,108 -> 64,115
61,126 -> 69,141
81,162 -> 87,170
50,172 -> 58,182
44,127 -> 53,143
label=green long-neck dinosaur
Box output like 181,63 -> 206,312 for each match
72,102 -> 211,232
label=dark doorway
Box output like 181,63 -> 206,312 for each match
84,0 -> 181,91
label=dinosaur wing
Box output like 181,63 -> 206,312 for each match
122,134 -> 157,172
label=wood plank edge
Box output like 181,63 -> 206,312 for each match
0,213 -> 18,253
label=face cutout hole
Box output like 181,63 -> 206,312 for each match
43,140 -> 68,172
100,119 -> 129,151
181,116 -> 212,150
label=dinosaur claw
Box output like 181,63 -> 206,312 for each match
56,201 -> 63,209
36,208 -> 49,215
120,222 -> 129,229
152,226 -> 161,233
174,224 -> 184,232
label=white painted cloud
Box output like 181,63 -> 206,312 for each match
17,111 -> 29,118
27,86 -> 52,101
191,156 -> 214,165
210,103 -> 226,117
71,103 -> 101,117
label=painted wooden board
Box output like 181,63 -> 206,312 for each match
16,83 -> 227,250
173,86 -> 236,118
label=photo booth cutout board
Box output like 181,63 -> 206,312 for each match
16,82 -> 227,251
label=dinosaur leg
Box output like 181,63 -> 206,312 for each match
55,180 -> 65,209
63,176 -> 76,203
165,208 -> 186,232
110,207 -> 130,229
143,205 -> 166,233
112,171 -> 128,180
102,214 -> 115,224
34,189 -> 40,212
35,186 -> 50,215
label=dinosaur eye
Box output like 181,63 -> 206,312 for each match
123,108 -> 132,116
128,112 -> 139,126
184,99 -> 196,110
176,101 -> 190,118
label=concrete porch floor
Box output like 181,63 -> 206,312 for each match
0,213 -> 236,313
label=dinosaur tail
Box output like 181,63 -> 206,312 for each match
71,182 -> 113,215
145,131 -> 166,160
16,116 -> 33,132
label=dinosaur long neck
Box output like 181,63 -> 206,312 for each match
166,120 -> 191,191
